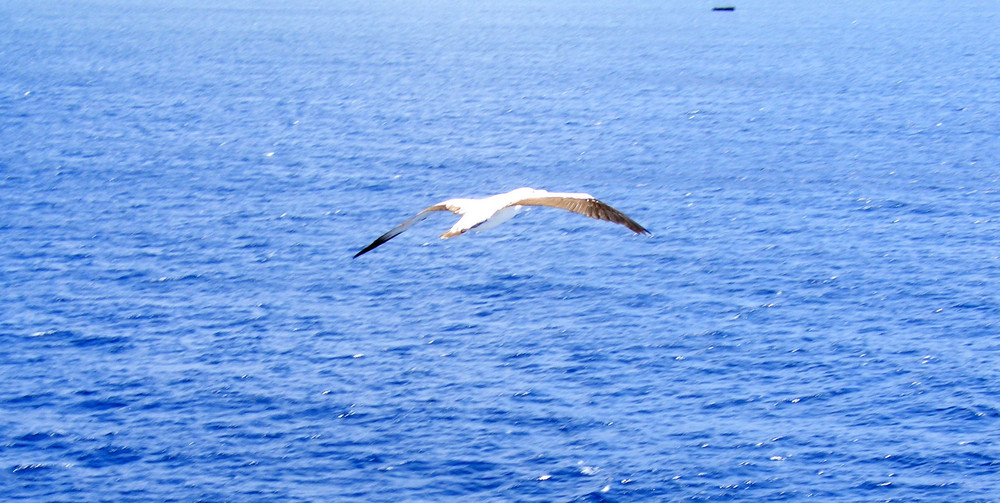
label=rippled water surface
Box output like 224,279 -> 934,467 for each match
3,0 -> 1000,500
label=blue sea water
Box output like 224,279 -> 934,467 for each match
3,0 -> 1000,500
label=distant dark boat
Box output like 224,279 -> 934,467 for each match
713,6 -> 735,11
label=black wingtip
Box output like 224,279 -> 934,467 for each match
353,233 -> 393,258
353,245 -> 375,258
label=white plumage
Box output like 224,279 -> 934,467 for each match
354,187 -> 648,258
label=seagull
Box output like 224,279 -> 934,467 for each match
353,187 -> 649,258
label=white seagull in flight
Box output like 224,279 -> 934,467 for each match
354,187 -> 649,258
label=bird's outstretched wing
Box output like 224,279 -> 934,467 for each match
511,195 -> 649,235
353,204 -> 452,258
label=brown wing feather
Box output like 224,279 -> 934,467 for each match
513,197 -> 649,235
